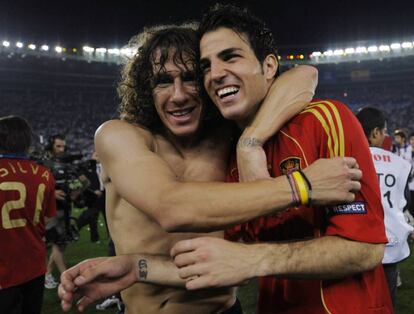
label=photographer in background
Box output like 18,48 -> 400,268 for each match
0,116 -> 56,314
77,150 -> 106,243
43,134 -> 89,289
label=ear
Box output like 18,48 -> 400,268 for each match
368,129 -> 376,145
262,54 -> 278,80
372,127 -> 381,138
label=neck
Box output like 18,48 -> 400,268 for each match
162,128 -> 203,152
235,103 -> 261,130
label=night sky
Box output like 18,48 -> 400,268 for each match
1,0 -> 413,52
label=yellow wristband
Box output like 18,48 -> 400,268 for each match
292,171 -> 309,206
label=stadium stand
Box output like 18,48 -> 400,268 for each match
1,40 -> 413,153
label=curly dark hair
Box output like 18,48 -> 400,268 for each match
198,3 -> 279,73
118,23 -> 222,133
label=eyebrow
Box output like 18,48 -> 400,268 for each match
152,72 -> 173,84
152,69 -> 195,85
200,47 -> 244,65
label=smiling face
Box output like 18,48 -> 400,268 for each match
200,27 -> 276,126
151,49 -> 203,138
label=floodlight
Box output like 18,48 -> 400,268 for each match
345,48 -> 355,54
83,46 -> 95,53
390,43 -> 401,50
355,46 -> 367,53
379,45 -> 390,52
108,48 -> 120,55
401,42 -> 413,49
367,46 -> 378,52
323,50 -> 333,56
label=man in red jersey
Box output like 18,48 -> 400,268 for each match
0,116 -> 56,314
171,4 -> 393,314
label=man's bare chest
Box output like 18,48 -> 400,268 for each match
155,139 -> 229,182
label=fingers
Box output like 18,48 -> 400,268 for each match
76,295 -> 95,312
349,181 -> 361,193
349,168 -> 362,181
177,263 -> 203,280
173,251 -> 199,268
58,284 -> 73,312
186,275 -> 213,290
60,267 -> 80,292
341,156 -> 357,168
73,261 -> 107,286
345,192 -> 356,203
171,238 -> 198,258
61,300 -> 72,312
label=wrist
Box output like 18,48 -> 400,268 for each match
248,243 -> 277,277
237,136 -> 264,150
134,255 -> 148,283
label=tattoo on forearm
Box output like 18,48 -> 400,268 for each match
237,137 -> 263,148
138,259 -> 148,280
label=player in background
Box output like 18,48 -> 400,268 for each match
0,115 -> 57,314
356,107 -> 413,306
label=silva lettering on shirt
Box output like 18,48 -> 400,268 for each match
326,202 -> 367,216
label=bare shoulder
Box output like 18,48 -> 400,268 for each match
95,120 -> 153,145
95,120 -> 155,156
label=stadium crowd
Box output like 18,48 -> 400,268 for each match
1,81 -> 413,154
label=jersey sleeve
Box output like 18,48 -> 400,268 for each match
305,100 -> 387,243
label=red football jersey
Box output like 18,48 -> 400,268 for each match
226,100 -> 393,314
0,158 -> 56,289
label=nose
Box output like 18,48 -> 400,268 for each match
210,60 -> 226,85
170,80 -> 190,104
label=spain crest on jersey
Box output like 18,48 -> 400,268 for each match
279,157 -> 301,174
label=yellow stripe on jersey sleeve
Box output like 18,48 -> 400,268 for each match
308,102 -> 340,156
323,100 -> 345,157
301,101 -> 346,157
301,107 -> 335,157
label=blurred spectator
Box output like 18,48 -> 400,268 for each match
393,129 -> 412,161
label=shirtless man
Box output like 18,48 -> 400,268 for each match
59,24 -> 361,314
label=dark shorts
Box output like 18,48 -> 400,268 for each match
0,275 -> 45,314
222,298 -> 243,314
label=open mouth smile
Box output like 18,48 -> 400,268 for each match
216,86 -> 240,99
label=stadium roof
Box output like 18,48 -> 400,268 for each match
1,0 -> 414,52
